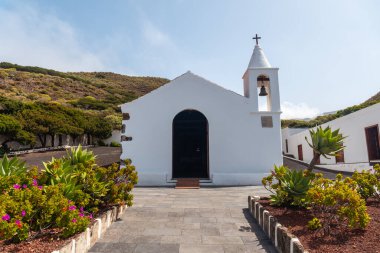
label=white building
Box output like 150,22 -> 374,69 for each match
282,103 -> 380,169
120,39 -> 283,186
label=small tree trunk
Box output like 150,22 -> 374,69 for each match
71,135 -> 77,145
58,135 -> 63,146
308,153 -> 321,172
38,134 -> 47,147
87,133 -> 91,145
50,134 -> 55,147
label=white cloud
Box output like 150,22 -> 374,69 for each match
142,20 -> 175,48
0,4 -> 105,72
281,101 -> 320,120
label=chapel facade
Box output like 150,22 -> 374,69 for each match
120,37 -> 283,186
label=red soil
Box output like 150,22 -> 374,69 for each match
259,198 -> 380,253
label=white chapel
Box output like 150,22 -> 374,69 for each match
120,36 -> 283,186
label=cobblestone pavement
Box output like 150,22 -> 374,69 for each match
90,186 -> 277,253
18,147 -> 121,169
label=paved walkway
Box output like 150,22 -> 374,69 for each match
89,186 -> 276,253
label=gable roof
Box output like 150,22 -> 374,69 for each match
121,71 -> 246,107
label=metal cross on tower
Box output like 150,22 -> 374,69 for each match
253,34 -> 261,45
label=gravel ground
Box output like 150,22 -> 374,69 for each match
17,147 -> 121,169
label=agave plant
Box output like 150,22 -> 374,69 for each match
305,126 -> 345,172
43,158 -> 76,185
0,155 -> 27,176
281,169 -> 313,197
64,145 -> 96,168
262,165 -> 314,206
42,157 -> 82,199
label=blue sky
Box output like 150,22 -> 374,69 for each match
0,0 -> 379,118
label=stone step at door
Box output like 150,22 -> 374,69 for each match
175,178 -> 200,189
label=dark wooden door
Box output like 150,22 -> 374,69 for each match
173,110 -> 208,179
335,150 -> 345,163
298,145 -> 303,161
365,125 -> 380,161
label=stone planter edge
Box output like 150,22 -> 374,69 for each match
51,204 -> 127,253
248,196 -> 309,253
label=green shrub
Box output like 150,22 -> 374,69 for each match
306,174 -> 370,235
262,165 -> 316,207
307,217 -> 322,230
0,181 -> 90,242
110,141 -> 121,147
351,165 -> 380,200
0,146 -> 137,242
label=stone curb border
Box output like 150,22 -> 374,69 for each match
51,205 -> 127,253
8,145 -> 95,156
248,196 -> 308,253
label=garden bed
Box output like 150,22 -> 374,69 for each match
0,205 -> 127,253
0,229 -> 70,253
259,197 -> 380,253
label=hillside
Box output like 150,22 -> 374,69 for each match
0,62 -> 169,110
0,62 -> 169,151
366,91 -> 380,103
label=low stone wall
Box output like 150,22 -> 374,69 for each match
52,205 -> 127,253
248,196 -> 308,253
8,145 -> 95,156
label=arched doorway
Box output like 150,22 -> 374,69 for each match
172,110 -> 209,178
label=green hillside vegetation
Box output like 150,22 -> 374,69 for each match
282,95 -> 380,128
0,62 -> 169,150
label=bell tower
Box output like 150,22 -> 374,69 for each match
243,34 -> 280,113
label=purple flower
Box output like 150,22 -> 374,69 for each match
2,214 -> 10,221
13,184 -> 21,190
80,207 -> 84,212
79,213 -> 84,217
88,214 -> 93,220
32,179 -> 38,186
21,210 -> 26,217
22,184 -> 28,189
71,218 -> 77,223
38,186 -> 43,190
69,205 -> 76,211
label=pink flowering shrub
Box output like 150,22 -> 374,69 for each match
0,147 -> 137,242
0,180 -> 90,241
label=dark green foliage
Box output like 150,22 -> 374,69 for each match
0,96 -> 113,150
69,96 -> 109,110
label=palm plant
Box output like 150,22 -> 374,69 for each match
0,155 -> 27,176
305,126 -> 345,172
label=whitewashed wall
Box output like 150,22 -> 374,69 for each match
282,103 -> 380,164
121,72 -> 283,186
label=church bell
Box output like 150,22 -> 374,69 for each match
259,85 -> 268,96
